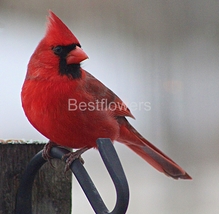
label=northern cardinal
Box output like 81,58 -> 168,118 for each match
21,11 -> 191,179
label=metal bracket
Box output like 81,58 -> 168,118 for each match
15,138 -> 129,214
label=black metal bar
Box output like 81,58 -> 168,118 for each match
97,138 -> 129,214
15,151 -> 47,214
15,138 -> 129,214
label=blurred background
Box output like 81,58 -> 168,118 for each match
1,0 -> 219,213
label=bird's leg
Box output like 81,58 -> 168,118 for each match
62,147 -> 90,172
42,140 -> 58,167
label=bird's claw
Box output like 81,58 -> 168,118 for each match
62,147 -> 89,172
42,141 -> 58,168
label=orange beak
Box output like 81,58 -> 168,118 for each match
66,46 -> 88,64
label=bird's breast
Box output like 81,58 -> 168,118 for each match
21,80 -> 120,148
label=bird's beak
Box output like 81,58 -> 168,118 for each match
66,46 -> 88,64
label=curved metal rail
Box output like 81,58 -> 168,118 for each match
15,138 -> 129,214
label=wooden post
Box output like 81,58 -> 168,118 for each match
0,142 -> 72,214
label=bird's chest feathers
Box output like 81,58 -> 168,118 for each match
22,79 -> 119,146
22,79 -> 97,126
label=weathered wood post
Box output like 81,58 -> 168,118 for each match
0,141 -> 72,214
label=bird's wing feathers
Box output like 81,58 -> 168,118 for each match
84,71 -> 134,118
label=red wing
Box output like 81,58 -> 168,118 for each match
84,71 -> 135,119
104,90 -> 135,118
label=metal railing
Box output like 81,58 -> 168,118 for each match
15,138 -> 129,214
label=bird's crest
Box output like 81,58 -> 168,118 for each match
44,10 -> 80,46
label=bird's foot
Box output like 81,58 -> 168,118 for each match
42,141 -> 58,168
62,147 -> 89,172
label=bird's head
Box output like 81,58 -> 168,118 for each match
26,10 -> 88,80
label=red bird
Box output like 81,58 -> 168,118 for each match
21,11 -> 191,179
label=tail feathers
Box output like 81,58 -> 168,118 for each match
118,119 -> 191,179
126,144 -> 191,179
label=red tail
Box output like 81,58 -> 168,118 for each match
117,118 -> 191,179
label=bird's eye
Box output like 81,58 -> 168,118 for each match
53,46 -> 63,55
